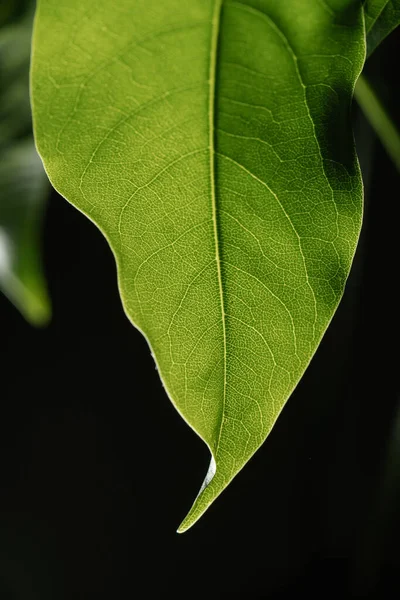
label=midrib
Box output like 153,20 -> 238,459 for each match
209,0 -> 226,454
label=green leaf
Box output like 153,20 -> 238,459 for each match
363,0 -> 400,56
32,0 -> 365,530
0,22 -> 33,145
354,73 -> 400,171
0,5 -> 50,326
0,141 -> 50,326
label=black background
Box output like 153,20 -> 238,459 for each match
1,14 -> 400,600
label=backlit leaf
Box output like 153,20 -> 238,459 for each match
32,0 -> 366,530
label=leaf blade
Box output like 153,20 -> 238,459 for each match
32,0 -> 365,530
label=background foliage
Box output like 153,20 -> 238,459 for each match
0,0 -> 50,325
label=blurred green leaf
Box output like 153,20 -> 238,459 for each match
364,0 -> 400,56
0,141 -> 50,325
355,73 -> 400,172
0,3 -> 50,325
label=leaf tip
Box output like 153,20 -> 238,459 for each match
176,456 -> 218,533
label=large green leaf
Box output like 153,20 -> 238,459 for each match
363,0 -> 400,55
0,5 -> 50,325
32,0 -> 366,531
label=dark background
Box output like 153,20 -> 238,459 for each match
1,11 -> 400,600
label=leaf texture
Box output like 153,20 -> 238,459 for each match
32,0 -> 366,530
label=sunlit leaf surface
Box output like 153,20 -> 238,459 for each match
32,0 -> 367,529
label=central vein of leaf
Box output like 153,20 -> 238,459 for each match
210,0 -> 226,453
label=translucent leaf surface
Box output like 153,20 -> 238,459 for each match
32,0 -> 366,530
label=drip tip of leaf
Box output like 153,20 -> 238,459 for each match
177,455 -> 217,533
